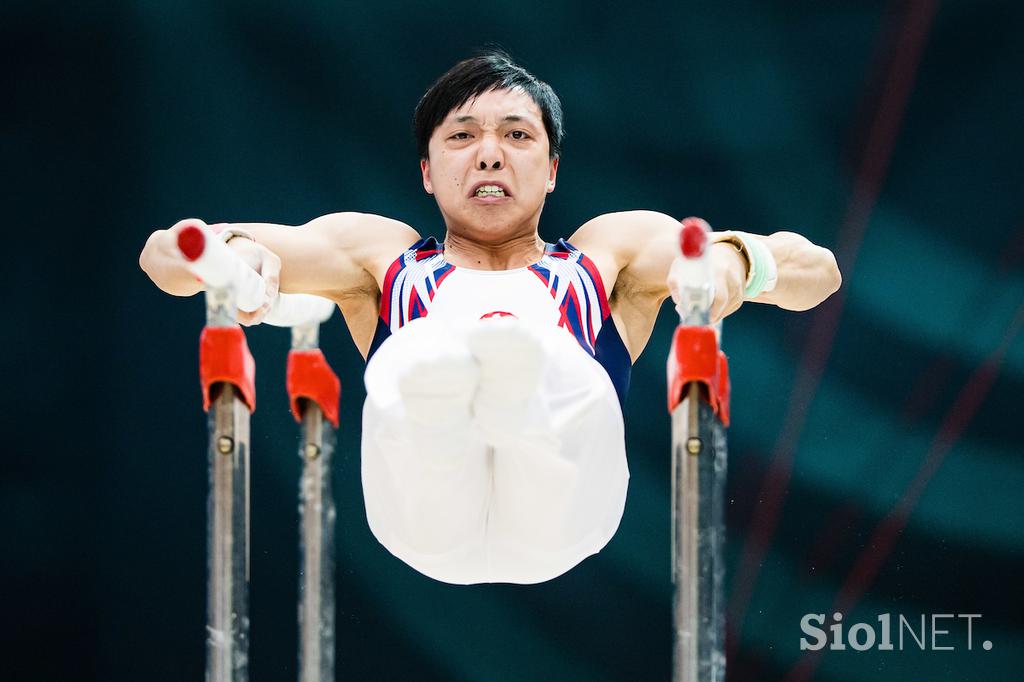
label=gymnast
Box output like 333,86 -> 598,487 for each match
139,48 -> 841,585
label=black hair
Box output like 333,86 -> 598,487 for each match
413,48 -> 564,160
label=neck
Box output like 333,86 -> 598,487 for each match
442,230 -> 546,270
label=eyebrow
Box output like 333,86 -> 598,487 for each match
451,114 -> 538,126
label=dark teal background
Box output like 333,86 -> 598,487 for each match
5,1 -> 1022,680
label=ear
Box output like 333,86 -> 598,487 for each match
420,158 -> 433,194
546,156 -> 559,193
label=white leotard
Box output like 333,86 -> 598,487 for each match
361,237 -> 630,584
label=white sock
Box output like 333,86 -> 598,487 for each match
464,317 -> 545,447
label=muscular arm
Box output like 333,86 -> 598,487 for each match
570,210 -> 842,358
741,231 -> 843,310
219,212 -> 420,298
140,211 -> 420,300
578,210 -> 841,309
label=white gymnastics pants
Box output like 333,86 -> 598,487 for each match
361,316 -> 629,584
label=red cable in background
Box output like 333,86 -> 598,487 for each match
728,0 -> 940,657
799,221 -> 1024,577
786,299 -> 1024,681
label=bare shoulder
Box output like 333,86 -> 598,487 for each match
570,210 -> 675,257
302,212 -> 420,358
308,211 -> 420,254
568,211 -> 629,256
307,212 -> 421,288
569,210 -> 678,291
568,210 -> 680,363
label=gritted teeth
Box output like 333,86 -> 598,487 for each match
474,184 -> 507,197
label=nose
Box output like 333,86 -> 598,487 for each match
476,133 -> 504,170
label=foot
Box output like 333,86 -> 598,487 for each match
464,316 -> 545,446
396,323 -> 480,431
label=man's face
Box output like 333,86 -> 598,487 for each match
421,88 -> 558,240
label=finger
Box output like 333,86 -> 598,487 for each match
667,276 -> 681,303
709,280 -> 727,322
237,309 -> 260,326
237,302 -> 271,327
710,296 -> 725,323
263,256 -> 281,300
252,301 -> 271,326
725,297 -> 744,317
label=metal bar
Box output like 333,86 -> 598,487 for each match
206,286 -> 237,329
291,323 -> 319,351
203,285 -> 251,682
297,402 -> 336,682
207,385 -> 251,682
671,383 -> 727,682
292,322 -> 336,682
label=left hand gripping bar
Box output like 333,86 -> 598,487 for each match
176,222 -> 335,328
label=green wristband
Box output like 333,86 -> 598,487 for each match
733,232 -> 777,298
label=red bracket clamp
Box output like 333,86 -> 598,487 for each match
286,349 -> 341,428
199,326 -> 256,413
667,326 -> 731,427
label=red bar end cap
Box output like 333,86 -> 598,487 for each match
199,326 -> 256,413
177,224 -> 206,262
666,325 -> 730,426
286,349 -> 341,428
679,217 -> 711,258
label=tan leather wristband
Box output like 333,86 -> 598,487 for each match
709,231 -> 753,288
218,227 -> 256,245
